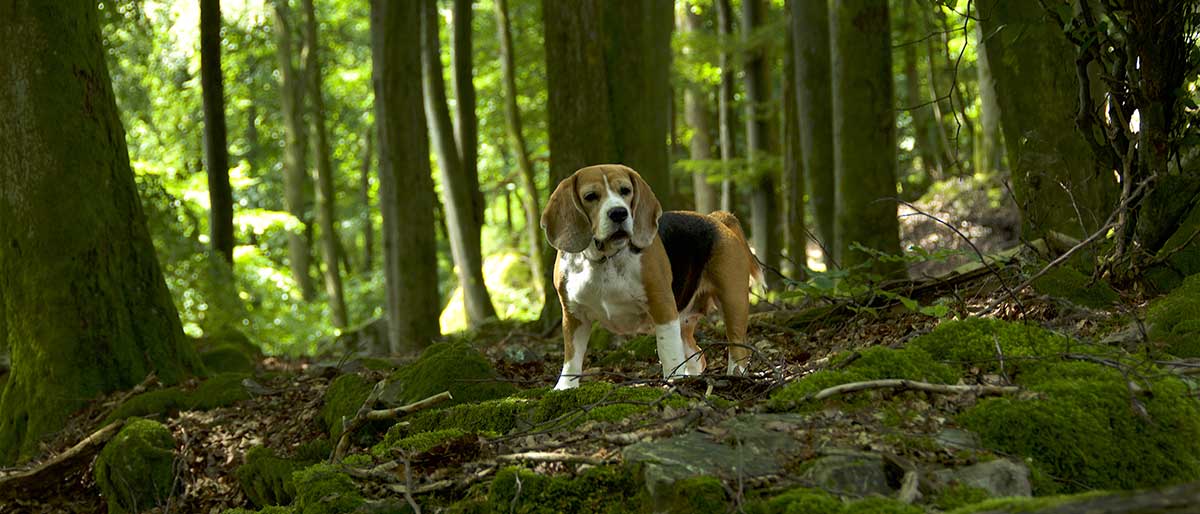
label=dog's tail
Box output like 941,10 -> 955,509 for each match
710,211 -> 765,291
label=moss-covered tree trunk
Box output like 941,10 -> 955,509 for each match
494,0 -> 545,296
301,0 -> 349,329
681,7 -> 718,214
421,0 -> 497,328
976,0 -> 1115,240
201,0 -> 235,265
273,0 -> 316,302
782,26 -> 806,280
830,0 -> 902,275
0,0 -> 204,464
370,0 -> 442,353
789,0 -> 834,259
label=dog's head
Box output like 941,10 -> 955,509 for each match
541,164 -> 661,254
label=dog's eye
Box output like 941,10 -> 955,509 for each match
583,192 -> 599,202
619,187 -> 632,196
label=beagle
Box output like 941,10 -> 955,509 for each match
541,164 -> 762,390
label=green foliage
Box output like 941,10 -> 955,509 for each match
485,465 -> 642,514
1147,273 -> 1200,357
320,374 -> 375,439
94,418 -> 177,514
1031,266 -> 1118,308
380,428 -> 469,455
661,476 -> 728,513
105,373 -> 251,424
236,446 -> 310,507
908,318 -> 1078,376
745,486 -> 924,514
768,346 -> 960,410
959,361 -> 1200,493
945,492 -> 1107,514
385,341 -> 517,406
291,463 -> 365,514
932,484 -> 993,511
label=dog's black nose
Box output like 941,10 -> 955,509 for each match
608,207 -> 629,223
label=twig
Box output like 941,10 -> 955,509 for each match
804,379 -> 1019,403
898,471 -> 921,504
495,451 -> 607,466
330,383 -> 453,463
366,391 -> 453,421
402,456 -> 421,514
383,480 -> 454,496
0,419 -> 126,498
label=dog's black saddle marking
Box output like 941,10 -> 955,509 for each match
657,211 -> 717,311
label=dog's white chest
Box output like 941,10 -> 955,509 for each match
562,251 -> 650,334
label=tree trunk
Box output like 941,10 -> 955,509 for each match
681,7 -> 718,214
201,0 -> 234,265
830,0 -> 902,276
782,24 -> 805,280
301,0 -> 348,329
742,0 -> 780,286
273,0 -> 316,301
370,0 -> 442,353
976,0 -> 1115,241
789,0 -> 834,259
899,0 -> 941,196
975,24 -> 1004,174
715,0 -> 738,213
0,0 -> 203,464
360,128 -> 375,272
421,0 -> 497,327
494,0 -> 544,295
453,0 -> 485,227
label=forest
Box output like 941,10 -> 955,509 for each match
2,0 -> 1200,512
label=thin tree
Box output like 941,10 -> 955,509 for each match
681,4 -> 718,214
421,0 -> 497,327
782,25 -> 805,280
301,0 -> 348,328
742,0 -> 780,286
360,128 -> 375,271
370,0 -> 442,352
975,23 -> 1004,175
830,0 -> 902,275
201,0 -> 234,265
715,0 -> 738,213
273,0 -> 316,301
0,0 -> 204,464
494,0 -> 544,294
790,0 -> 834,254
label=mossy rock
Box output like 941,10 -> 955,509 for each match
235,444 -> 327,507
908,318 -> 1079,376
1031,265 -> 1118,308
597,333 -> 657,367
383,341 -> 517,407
932,484 -> 993,511
946,491 -> 1108,514
291,463 -> 365,514
958,360 -> 1200,493
486,465 -> 642,513
1145,202 -> 1200,293
379,428 -> 469,455
201,344 -> 257,374
320,374 -> 377,440
104,373 -> 251,424
1147,274 -> 1200,357
767,346 -> 960,410
745,486 -> 924,514
223,507 -> 295,514
659,476 -> 728,513
196,328 -> 263,360
94,418 -> 177,514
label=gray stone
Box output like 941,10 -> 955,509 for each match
800,450 -> 895,497
935,428 -> 983,451
933,458 -> 1032,498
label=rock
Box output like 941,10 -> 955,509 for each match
94,418 -> 177,514
800,450 -> 896,498
935,428 -> 983,451
380,341 -> 516,407
334,317 -> 390,357
934,458 -> 1032,498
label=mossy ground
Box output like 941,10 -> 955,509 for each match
1147,273 -> 1200,357
745,487 -> 923,514
1031,265 -> 1118,308
479,465 -> 643,514
94,418 -> 177,514
235,444 -> 325,507
320,373 -> 376,440
104,372 -> 251,424
385,341 -> 517,406
767,345 -> 959,410
201,344 -> 258,374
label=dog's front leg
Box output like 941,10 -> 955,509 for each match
554,311 -> 590,390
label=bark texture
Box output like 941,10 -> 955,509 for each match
715,0 -> 738,213
201,0 -> 235,264
976,0 -> 1115,240
359,128 -> 375,272
830,0 -> 902,275
789,0 -> 834,256
742,0 -> 780,286
782,26 -> 805,279
681,7 -> 718,214
370,0 -> 442,352
0,0 -> 203,464
273,0 -> 316,301
301,0 -> 349,328
421,0 -> 497,327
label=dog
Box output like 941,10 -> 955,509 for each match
541,164 -> 762,390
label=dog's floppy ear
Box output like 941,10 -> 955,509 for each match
541,174 -> 592,253
628,167 -> 661,249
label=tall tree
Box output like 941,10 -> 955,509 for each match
789,0 -> 835,256
538,0 -> 673,324
371,0 -> 442,353
899,0 -> 942,195
975,23 -> 1003,175
273,0 -> 316,301
681,5 -> 719,214
301,0 -> 349,328
782,25 -> 805,279
0,0 -> 203,464
494,0 -> 545,295
359,128 -> 375,272
976,0 -> 1114,240
742,0 -> 780,285
421,0 -> 497,327
452,0 -> 484,227
715,0 -> 738,212
830,0 -> 902,275
200,0 -> 234,264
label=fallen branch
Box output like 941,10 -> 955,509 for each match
383,479 -> 455,496
0,419 -> 125,499
366,391 -> 453,421
495,451 -> 607,466
330,382 -> 452,463
805,379 -> 1019,403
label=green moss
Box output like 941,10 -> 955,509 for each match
843,497 -> 924,514
321,374 -> 375,439
958,360 -> 1200,493
746,487 -> 844,514
909,318 -> 1076,375
385,341 -> 517,406
236,446 -> 317,507
767,346 -> 959,410
1031,266 -> 1118,308
529,382 -> 683,426
1148,274 -> 1200,357
288,463 -> 364,514
1146,204 -> 1200,292
379,428 -> 468,455
946,492 -> 1108,514
222,507 -> 295,514
400,397 -> 531,436
104,373 -> 251,424
201,344 -> 257,374
486,465 -> 642,513
933,484 -> 993,511
661,476 -> 728,513
94,418 -> 177,514
597,334 -> 658,367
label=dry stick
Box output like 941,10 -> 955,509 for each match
0,419 -> 125,497
383,480 -> 454,496
330,383 -> 453,463
804,379 -> 1018,403
495,451 -> 607,466
402,457 -> 421,514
